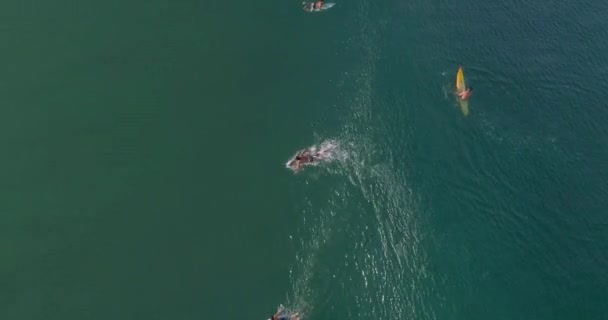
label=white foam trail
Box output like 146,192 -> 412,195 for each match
285,139 -> 348,173
329,2 -> 437,318
286,3 -> 437,320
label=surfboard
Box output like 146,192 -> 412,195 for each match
302,2 -> 336,12
456,66 -> 469,116
456,66 -> 465,94
459,99 -> 469,116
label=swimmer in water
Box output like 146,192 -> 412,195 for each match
287,140 -> 337,173
289,150 -> 315,172
301,150 -> 316,163
458,86 -> 473,101
303,0 -> 323,11
269,305 -> 301,320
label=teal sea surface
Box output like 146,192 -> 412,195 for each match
2,0 -> 608,319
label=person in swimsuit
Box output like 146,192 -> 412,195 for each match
270,305 -> 301,320
289,156 -> 301,171
298,150 -> 315,164
303,0 -> 323,11
289,151 -> 311,172
314,0 -> 324,10
458,87 -> 473,101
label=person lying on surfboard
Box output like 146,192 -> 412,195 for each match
287,148 -> 329,173
286,140 -> 337,173
269,304 -> 301,320
458,87 -> 473,101
303,0 -> 324,11
288,150 -> 316,172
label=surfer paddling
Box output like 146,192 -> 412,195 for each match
286,140 -> 337,173
287,149 -> 321,173
303,0 -> 324,11
269,304 -> 301,320
455,66 -> 473,104
458,87 -> 473,101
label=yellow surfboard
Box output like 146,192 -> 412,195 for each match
456,66 -> 469,116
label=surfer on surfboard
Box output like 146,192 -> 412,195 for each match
302,0 -> 326,12
455,66 -> 473,116
269,304 -> 301,320
286,140 -> 337,173
458,86 -> 473,101
287,149 -> 321,173
456,66 -> 473,101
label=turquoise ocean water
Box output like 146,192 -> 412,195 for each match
2,0 -> 608,319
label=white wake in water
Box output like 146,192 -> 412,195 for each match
285,139 -> 349,173
284,3 -> 438,320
